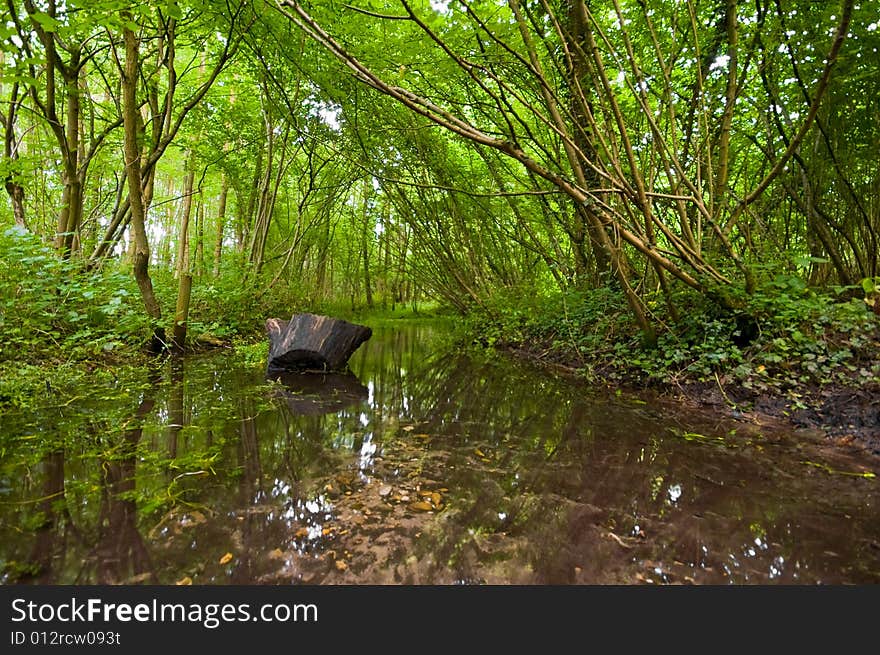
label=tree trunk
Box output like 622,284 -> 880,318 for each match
195,194 -> 205,277
172,273 -> 192,352
5,178 -> 26,227
362,185 -> 374,308
3,83 -> 27,228
172,152 -> 194,350
265,314 -> 372,372
122,20 -> 165,351
175,154 -> 195,278
213,175 -> 228,277
56,51 -> 83,257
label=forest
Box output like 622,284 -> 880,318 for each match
2,0 -> 879,374
1,0 -> 880,585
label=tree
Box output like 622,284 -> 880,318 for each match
274,0 -> 856,339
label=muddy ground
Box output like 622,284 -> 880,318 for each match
664,381 -> 880,457
503,345 -> 880,461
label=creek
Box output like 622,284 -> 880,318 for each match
2,324 -> 878,584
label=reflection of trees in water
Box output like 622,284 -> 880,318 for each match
229,397 -> 264,584
4,326 -> 879,584
6,368 -> 161,584
11,450 -> 68,584
91,391 -> 158,584
167,358 -> 185,459
343,330 -> 880,583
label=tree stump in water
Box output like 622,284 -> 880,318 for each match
265,313 -> 372,372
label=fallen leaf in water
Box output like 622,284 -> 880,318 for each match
418,490 -> 433,498
322,527 -> 334,536
268,549 -> 284,561
294,527 -> 310,539
475,448 -> 486,457
402,425 -> 415,432
335,560 -> 348,571
176,576 -> 192,586
408,501 -> 433,512
219,552 -> 233,565
430,492 -> 442,506
414,433 -> 431,439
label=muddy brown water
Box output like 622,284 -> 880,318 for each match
2,324 -> 879,585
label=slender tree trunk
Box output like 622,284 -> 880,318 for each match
56,51 -> 83,256
3,83 -> 27,228
176,155 -> 195,278
5,180 -> 26,227
172,152 -> 194,351
362,225 -> 374,308
241,148 -> 263,252
172,273 -> 192,352
88,174 -> 129,267
213,175 -> 228,277
566,2 -> 610,283
195,195 -> 205,277
122,20 -> 165,351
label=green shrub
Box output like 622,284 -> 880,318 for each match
0,226 -> 150,363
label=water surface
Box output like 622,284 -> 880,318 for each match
2,324 -> 878,584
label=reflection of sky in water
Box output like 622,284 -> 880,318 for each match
359,432 -> 376,478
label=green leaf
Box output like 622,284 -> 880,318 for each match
30,12 -> 61,33
166,3 -> 183,20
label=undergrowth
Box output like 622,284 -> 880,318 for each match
462,274 -> 880,395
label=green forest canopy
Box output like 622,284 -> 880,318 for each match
1,0 -> 879,347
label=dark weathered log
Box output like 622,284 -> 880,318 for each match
268,370 -> 369,416
265,313 -> 372,372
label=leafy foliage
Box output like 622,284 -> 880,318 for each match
0,226 -> 150,364
464,276 -> 880,394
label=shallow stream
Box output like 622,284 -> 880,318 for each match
2,324 -> 878,584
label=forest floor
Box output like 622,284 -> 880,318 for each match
502,341 -> 880,460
